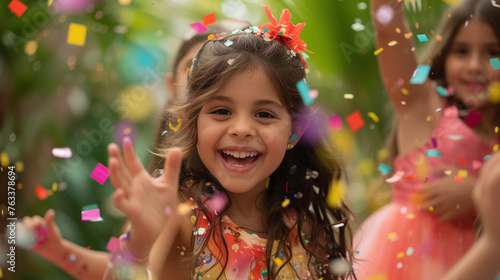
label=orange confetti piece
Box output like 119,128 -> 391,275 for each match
454,176 -> 463,183
202,12 -> 216,26
404,32 -> 413,39
35,184 -> 49,200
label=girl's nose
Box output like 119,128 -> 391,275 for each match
465,53 -> 483,74
227,115 -> 256,138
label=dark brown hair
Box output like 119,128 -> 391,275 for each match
161,32 -> 355,279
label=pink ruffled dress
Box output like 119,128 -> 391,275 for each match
353,106 -> 498,280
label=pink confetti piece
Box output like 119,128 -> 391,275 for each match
375,4 -> 394,25
205,191 -> 228,213
106,236 -> 120,253
165,206 -> 172,216
190,22 -> 207,33
52,147 -> 72,158
81,208 -> 100,221
385,171 -> 405,183
308,89 -> 318,99
328,115 -> 342,130
91,163 -> 109,185
472,160 -> 482,169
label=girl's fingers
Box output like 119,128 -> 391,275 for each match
44,209 -> 59,238
109,144 -> 132,182
109,158 -> 131,192
122,137 -> 145,176
112,189 -> 132,215
160,148 -> 182,187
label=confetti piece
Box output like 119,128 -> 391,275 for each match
90,163 -> 109,185
375,4 -> 394,24
490,58 -> 500,70
387,232 -> 397,240
202,12 -> 216,26
458,169 -> 468,178
431,137 -> 438,148
366,274 -> 388,280
8,0 -> 28,17
328,115 -> 342,130
224,40 -> 233,46
386,170 -> 404,183
388,40 -> 398,46
416,34 -> 428,42
190,22 -> 207,33
205,191 -> 228,213
346,110 -> 364,132
401,87 -> 409,95
281,198 -> 290,208
436,86 -> 449,96
378,163 -> 391,175
329,259 -> 351,275
82,208 -> 100,221
344,93 -> 354,99
227,58 -> 235,65
169,118 -> 182,131
35,184 -> 49,200
494,144 -> 499,152
377,148 -> 389,160
458,156 -> 466,165
274,257 -> 283,267
410,65 -> 431,84
52,182 -> 58,191
404,32 -> 413,39
1,152 -> 10,167
472,160 -> 482,169
397,252 -> 404,258
406,247 -> 414,256
374,48 -> 384,55
463,110 -> 482,128
448,134 -> 464,140
165,206 -> 172,215
326,180 -> 346,209
367,112 -> 379,122
454,176 -> 463,183
52,147 -> 72,158
296,80 -> 314,105
489,82 -> 500,104
426,149 -> 441,157
309,89 -> 318,99
177,203 -> 191,215
106,237 -> 120,253
67,23 -> 87,46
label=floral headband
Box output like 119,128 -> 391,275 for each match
230,5 -> 311,70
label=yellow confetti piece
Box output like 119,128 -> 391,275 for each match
493,144 -> 499,152
367,112 -> 379,122
489,82 -> 500,104
1,152 -> 9,167
366,274 -> 388,280
374,48 -> 384,55
395,27 -> 401,33
436,34 -> 443,41
388,232 -> 397,240
15,161 -> 24,172
415,22 -> 419,29
397,252 -> 404,258
429,206 -> 434,211
25,40 -> 38,56
344,93 -> 354,99
404,32 -> 413,39
458,169 -> 468,178
119,0 -> 131,5
495,126 -> 499,133
401,87 -> 409,95
265,177 -> 270,189
377,148 -> 389,160
0,267 -> 2,278
52,182 -> 58,191
48,0 -> 54,7
67,23 -> 87,46
326,180 -> 346,209
388,40 -> 398,46
274,257 -> 283,267
186,68 -> 189,76
281,198 -> 290,208
169,119 -> 182,131
207,34 -> 215,40
405,213 -> 415,219
17,183 -> 23,189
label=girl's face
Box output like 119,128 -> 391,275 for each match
445,19 -> 500,109
196,67 -> 293,195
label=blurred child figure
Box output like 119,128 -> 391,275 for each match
354,0 -> 500,279
103,6 -> 356,280
18,19 -> 249,280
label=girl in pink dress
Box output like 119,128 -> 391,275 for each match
354,0 -> 500,279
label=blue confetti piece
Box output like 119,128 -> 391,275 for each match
426,149 -> 441,157
224,40 -> 233,46
297,80 -> 314,105
291,133 -> 297,141
495,272 -> 500,280
378,163 -> 391,175
416,34 -> 428,42
410,65 -> 431,84
491,58 -> 500,70
436,86 -> 449,96
484,154 -> 491,160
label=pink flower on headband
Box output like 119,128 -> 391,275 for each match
259,5 -> 311,53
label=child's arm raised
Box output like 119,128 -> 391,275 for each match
103,137 -> 184,279
20,209 -> 109,280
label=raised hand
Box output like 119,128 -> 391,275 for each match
418,165 -> 476,224
107,137 -> 182,257
19,209 -> 63,261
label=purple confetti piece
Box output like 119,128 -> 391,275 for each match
431,137 -> 437,148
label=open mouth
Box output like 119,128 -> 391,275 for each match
220,150 -> 260,167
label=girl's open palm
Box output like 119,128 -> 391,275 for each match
108,137 -> 182,247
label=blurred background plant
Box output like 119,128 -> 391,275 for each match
0,0 -> 450,278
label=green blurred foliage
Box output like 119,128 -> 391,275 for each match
1,0 -> 448,278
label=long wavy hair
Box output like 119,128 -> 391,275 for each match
161,31 -> 355,279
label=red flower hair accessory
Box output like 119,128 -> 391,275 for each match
259,5 -> 311,54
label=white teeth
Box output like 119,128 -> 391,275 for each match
222,150 -> 258,158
